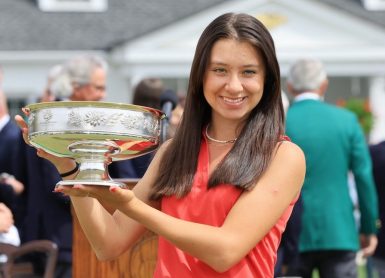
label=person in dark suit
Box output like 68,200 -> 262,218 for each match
370,140 -> 385,276
0,67 -> 23,251
0,67 -> 24,222
285,57 -> 379,278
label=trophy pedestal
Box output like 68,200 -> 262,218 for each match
57,140 -> 126,187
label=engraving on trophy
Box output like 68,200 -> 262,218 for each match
68,110 -> 83,127
121,112 -> 143,130
43,110 -> 53,122
105,113 -> 123,126
84,111 -> 107,127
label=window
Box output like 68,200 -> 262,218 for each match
361,0 -> 385,10
37,0 -> 108,12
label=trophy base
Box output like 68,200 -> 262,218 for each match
56,179 -> 126,188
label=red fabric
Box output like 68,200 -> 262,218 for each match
154,135 -> 296,278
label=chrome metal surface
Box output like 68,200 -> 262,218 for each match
27,101 -> 164,187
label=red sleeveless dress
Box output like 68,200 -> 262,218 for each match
154,135 -> 296,277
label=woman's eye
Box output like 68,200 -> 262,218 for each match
213,68 -> 226,74
243,70 -> 256,76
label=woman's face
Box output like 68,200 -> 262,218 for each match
203,39 -> 266,124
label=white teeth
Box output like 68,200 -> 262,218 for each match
223,97 -> 244,103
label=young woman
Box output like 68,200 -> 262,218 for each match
16,13 -> 305,277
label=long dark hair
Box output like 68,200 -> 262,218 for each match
150,13 -> 284,200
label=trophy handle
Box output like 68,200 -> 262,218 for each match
56,140 -> 126,188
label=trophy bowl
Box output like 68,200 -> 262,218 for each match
26,101 -> 164,187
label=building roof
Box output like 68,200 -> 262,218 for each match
320,0 -> 385,28
1,0 -> 384,52
0,0 -> 227,51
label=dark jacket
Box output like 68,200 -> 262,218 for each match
370,141 -> 385,259
0,119 -> 22,214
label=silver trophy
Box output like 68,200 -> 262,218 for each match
26,101 -> 164,187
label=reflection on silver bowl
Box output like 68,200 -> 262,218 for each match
27,101 -> 164,187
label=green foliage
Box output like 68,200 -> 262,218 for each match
337,98 -> 373,135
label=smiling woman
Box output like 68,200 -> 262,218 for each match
15,12 -> 305,278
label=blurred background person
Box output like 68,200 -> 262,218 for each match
0,66 -> 24,215
285,57 -> 378,278
38,64 -> 72,103
132,77 -> 163,109
369,139 -> 385,277
167,93 -> 185,140
0,67 -> 23,263
64,54 -> 107,102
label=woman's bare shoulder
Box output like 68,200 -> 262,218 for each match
275,140 -> 305,162
271,140 -> 306,186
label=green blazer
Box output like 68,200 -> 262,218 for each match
286,99 -> 378,252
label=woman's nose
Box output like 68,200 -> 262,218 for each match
225,74 -> 243,93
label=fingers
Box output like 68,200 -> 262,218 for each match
109,186 -> 134,203
21,107 -> 30,116
36,148 -> 52,159
55,184 -> 89,198
110,186 -> 121,194
14,107 -> 30,128
14,114 -> 27,128
54,184 -> 132,204
15,114 -> 32,146
106,157 -> 113,165
55,184 -> 107,198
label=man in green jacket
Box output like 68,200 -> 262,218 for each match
285,57 -> 379,278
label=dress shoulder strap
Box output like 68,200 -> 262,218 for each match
279,135 -> 291,142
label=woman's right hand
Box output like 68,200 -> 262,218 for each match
14,110 -> 76,174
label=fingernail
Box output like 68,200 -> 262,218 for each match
110,186 -> 118,192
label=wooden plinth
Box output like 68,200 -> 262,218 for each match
72,179 -> 158,278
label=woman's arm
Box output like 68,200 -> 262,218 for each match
68,154 -> 162,260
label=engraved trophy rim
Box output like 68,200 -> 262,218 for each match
26,100 -> 165,118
